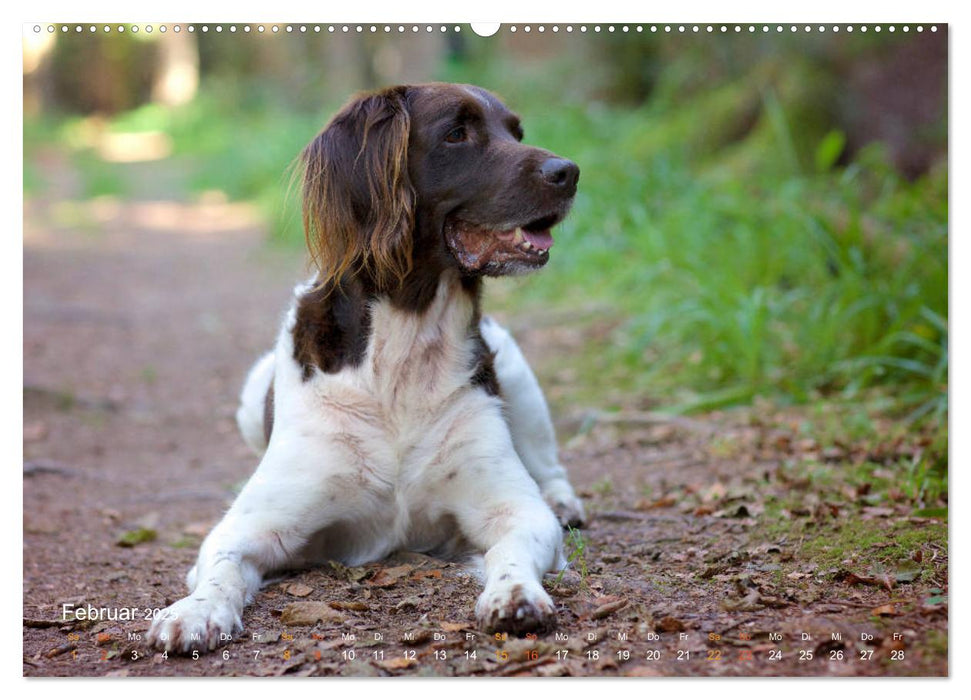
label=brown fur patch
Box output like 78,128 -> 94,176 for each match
469,331 -> 499,397
292,276 -> 373,380
465,278 -> 500,397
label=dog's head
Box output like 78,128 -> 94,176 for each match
301,83 -> 579,291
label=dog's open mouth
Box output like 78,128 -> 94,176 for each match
444,212 -> 564,275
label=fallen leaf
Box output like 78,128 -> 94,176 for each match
871,603 -> 898,616
813,502 -> 841,519
326,561 -> 370,583
700,482 -> 727,503
835,569 -> 894,591
328,600 -> 367,612
655,616 -> 684,633
635,496 -> 676,510
591,597 -> 628,620
369,564 -> 414,587
280,602 -> 345,626
411,569 -> 443,580
440,621 -> 469,633
377,656 -> 418,671
285,583 -> 314,597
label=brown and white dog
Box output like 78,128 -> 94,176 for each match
146,83 -> 585,653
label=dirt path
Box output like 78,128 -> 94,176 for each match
23,180 -> 947,677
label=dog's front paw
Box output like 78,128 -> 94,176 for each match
145,595 -> 243,654
542,479 -> 586,528
476,581 -> 556,635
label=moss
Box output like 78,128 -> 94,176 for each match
756,511 -> 946,580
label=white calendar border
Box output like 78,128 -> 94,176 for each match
7,0 -> 961,695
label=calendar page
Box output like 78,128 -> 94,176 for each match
22,19 -> 948,680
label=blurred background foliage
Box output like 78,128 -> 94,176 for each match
23,25 -> 947,436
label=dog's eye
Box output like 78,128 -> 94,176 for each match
444,126 -> 468,144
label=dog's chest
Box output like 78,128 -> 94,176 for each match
306,276 -> 482,450
374,281 -> 477,405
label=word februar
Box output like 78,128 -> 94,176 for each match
62,604 -> 144,621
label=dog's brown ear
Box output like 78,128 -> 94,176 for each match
302,86 -> 414,290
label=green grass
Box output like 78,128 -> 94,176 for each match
554,527 -> 590,590
499,116 -> 946,416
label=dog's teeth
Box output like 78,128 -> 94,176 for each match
512,228 -> 524,244
523,240 -> 534,251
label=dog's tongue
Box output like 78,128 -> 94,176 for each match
522,229 -> 554,251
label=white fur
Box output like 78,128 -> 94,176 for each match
146,271 -> 583,653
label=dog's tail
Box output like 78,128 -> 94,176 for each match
236,351 -> 275,455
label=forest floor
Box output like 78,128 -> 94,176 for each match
23,157 -> 948,677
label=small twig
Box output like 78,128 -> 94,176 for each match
821,599 -> 878,609
23,459 -> 77,477
44,643 -> 77,659
596,510 -> 686,524
496,655 -> 556,676
23,383 -> 120,412
23,617 -> 64,629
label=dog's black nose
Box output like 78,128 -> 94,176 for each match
540,157 -> 580,191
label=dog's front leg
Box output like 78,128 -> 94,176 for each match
473,505 -> 565,635
146,438 -> 350,654
144,520 -> 255,654
432,410 -> 566,634
480,317 -> 586,527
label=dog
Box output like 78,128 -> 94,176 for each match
146,83 -> 585,654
